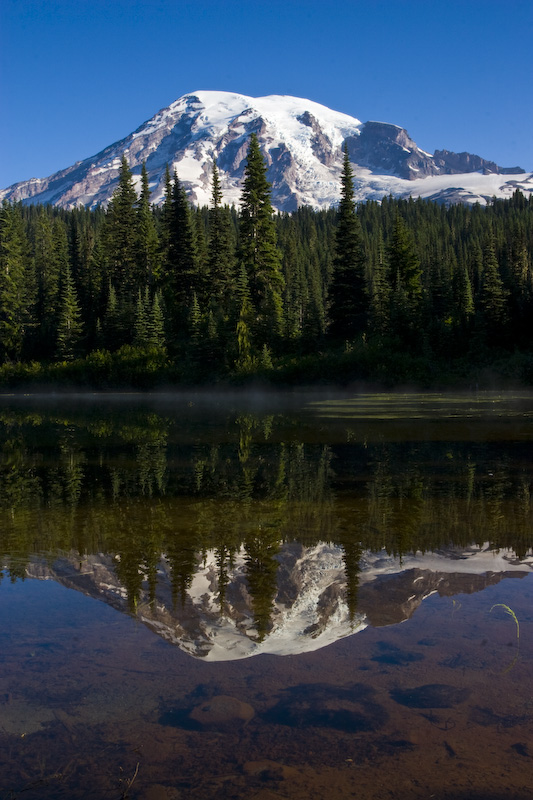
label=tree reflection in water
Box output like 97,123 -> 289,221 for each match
0,397 -> 532,638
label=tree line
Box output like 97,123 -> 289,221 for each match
1,136 -> 532,386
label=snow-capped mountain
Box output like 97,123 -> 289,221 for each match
24,542 -> 532,661
1,90 -> 531,211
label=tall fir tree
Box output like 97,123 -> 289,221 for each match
102,282 -> 121,350
281,218 -> 307,341
234,264 -> 254,370
0,202 -> 30,362
55,262 -> 83,361
239,134 -> 284,346
148,290 -> 166,351
453,263 -> 475,336
33,209 -> 59,357
78,223 -> 105,350
105,155 -> 139,306
479,234 -> 509,343
159,165 -> 173,271
328,144 -> 367,340
207,159 -> 236,314
162,172 -> 199,344
388,215 -> 423,346
52,218 -> 70,288
136,162 -> 161,285
303,219 -> 327,344
133,288 -> 150,348
193,207 -> 209,301
368,231 -> 390,337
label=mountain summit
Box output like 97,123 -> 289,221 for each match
1,90 -> 531,210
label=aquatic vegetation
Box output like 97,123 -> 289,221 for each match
118,762 -> 139,800
490,603 -> 521,673
490,603 -> 520,640
451,599 -> 462,619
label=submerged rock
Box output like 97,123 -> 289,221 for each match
264,682 -> 388,732
390,683 -> 471,709
188,694 -> 254,731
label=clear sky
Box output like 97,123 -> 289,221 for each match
1,0 -> 532,189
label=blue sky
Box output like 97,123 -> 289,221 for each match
1,0 -> 532,189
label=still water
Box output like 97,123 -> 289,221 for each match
0,391 -> 532,799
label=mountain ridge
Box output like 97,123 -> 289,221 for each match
1,90 -> 531,211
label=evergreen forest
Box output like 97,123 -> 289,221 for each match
1,136 -> 532,388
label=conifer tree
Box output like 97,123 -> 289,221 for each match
200,308 -> 220,367
193,207 -> 209,301
454,264 -> 475,331
79,225 -> 105,349
505,229 -> 531,344
148,290 -> 166,351
281,219 -> 307,341
169,172 -> 198,303
105,155 -> 139,302
68,212 -> 83,290
207,159 -> 236,314
328,144 -> 367,340
160,172 -> 200,347
234,264 -> 254,369
470,240 -> 484,294
479,235 -> 509,341
304,261 -> 327,344
102,282 -> 121,350
52,218 -> 70,275
303,221 -> 327,344
159,165 -> 173,269
0,202 -> 30,362
368,231 -> 390,337
33,209 -> 59,356
239,134 -> 284,345
388,216 -> 423,302
189,292 -> 202,349
51,218 -> 72,335
133,288 -> 149,348
136,163 -> 161,285
55,262 -> 83,361
388,215 -> 423,345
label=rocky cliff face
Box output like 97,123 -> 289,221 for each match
23,542 -> 532,661
0,91 -> 530,211
345,121 -> 439,179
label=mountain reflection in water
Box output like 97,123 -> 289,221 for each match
22,543 -> 532,660
0,392 -> 532,799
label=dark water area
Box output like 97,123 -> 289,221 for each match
0,391 -> 532,799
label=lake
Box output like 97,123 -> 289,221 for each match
0,391 -> 532,799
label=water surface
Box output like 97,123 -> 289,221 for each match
0,392 -> 532,799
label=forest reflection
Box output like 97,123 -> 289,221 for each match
1,400 -> 532,643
